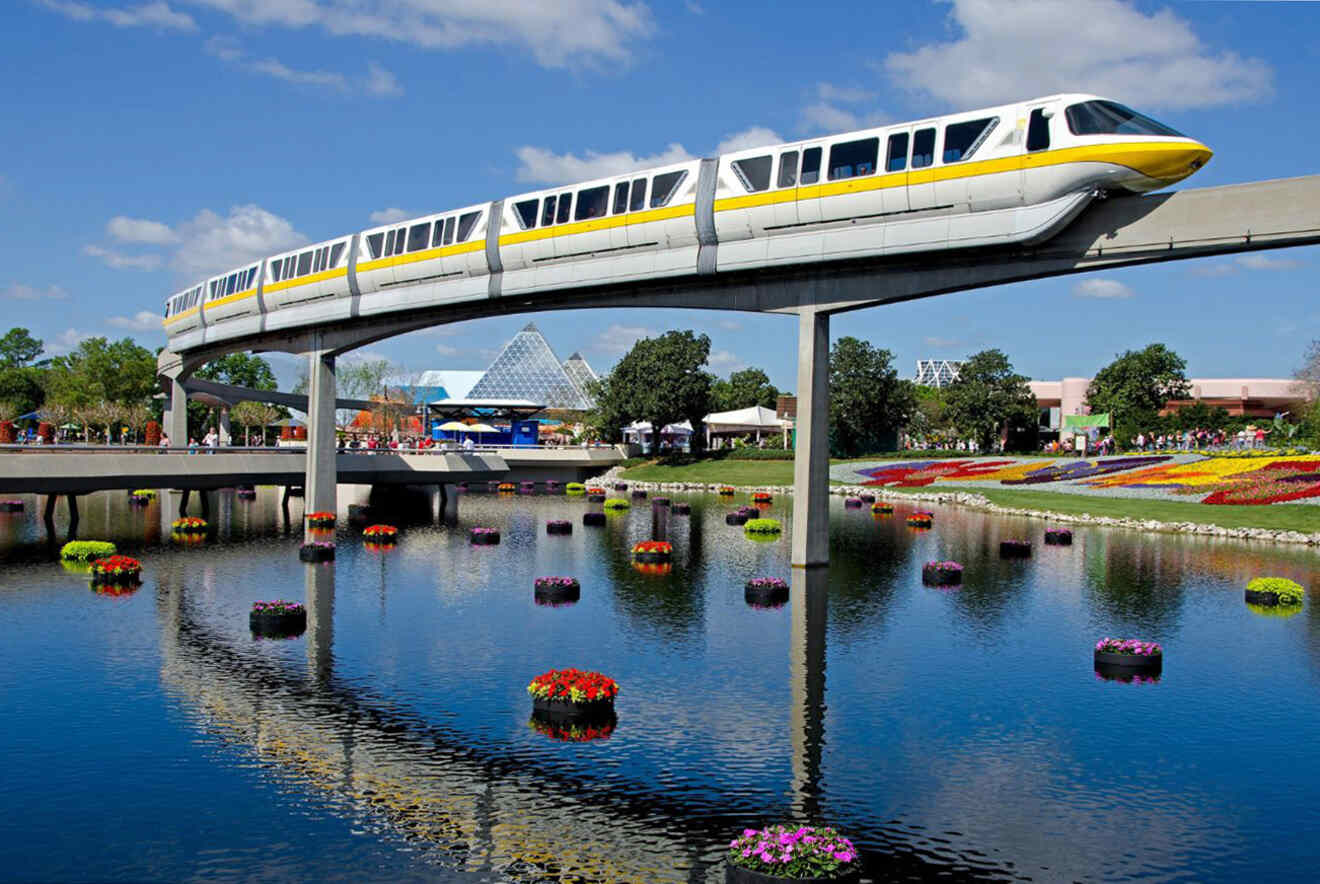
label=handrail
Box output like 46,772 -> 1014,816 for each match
0,443 -> 614,455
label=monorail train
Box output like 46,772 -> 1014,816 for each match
162,94 -> 1211,351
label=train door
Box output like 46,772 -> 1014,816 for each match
609,180 -> 632,251
908,126 -> 938,211
772,149 -> 800,227
797,146 -> 823,225
882,131 -> 910,213
1021,104 -> 1054,204
624,175 -> 650,248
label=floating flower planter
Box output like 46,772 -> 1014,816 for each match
718,486 -> 735,496
602,498 -> 630,511
582,512 -> 606,527
586,487 -> 605,495
534,576 -> 580,604
518,485 -> 536,495
497,483 -> 516,493
236,489 -> 256,500
999,540 -> 1032,558
631,489 -> 648,499
613,482 -> 628,491
1244,577 -> 1304,608
744,577 -> 789,607
632,561 -> 673,576
588,493 -> 606,502
249,600 -> 307,639
527,715 -> 615,742
566,483 -> 586,496
1044,528 -> 1073,546
632,540 -> 673,563
1094,637 -> 1163,672
60,540 -> 116,562
652,497 -> 671,508
299,541 -> 335,562
546,519 -> 572,535
672,502 -> 691,515
305,511 -> 336,528
872,502 -> 893,515
89,555 -> 142,586
130,488 -> 157,500
906,513 -> 932,528
844,497 -> 863,509
470,527 -> 500,545
527,667 -> 619,721
858,493 -> 875,503
725,824 -> 859,884
171,517 -> 208,535
744,518 -> 782,536
726,506 -> 758,526
752,492 -> 772,504
922,561 -> 963,586
362,524 -> 397,544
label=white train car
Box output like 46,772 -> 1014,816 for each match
200,262 -> 261,328
163,282 -> 207,349
354,203 -> 490,316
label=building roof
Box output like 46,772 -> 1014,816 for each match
703,405 -> 790,429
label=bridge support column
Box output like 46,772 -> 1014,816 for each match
163,374 -> 188,448
218,406 -> 232,446
304,345 -> 337,530
791,307 -> 830,567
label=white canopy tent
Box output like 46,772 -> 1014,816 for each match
701,405 -> 792,448
622,419 -> 693,450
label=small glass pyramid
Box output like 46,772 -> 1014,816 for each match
467,323 -> 596,409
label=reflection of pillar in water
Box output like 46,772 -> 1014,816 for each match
440,483 -> 459,526
650,506 -> 669,542
306,562 -> 335,685
216,489 -> 232,541
789,566 -> 828,821
160,490 -> 181,534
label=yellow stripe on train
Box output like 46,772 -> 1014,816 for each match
498,204 -> 694,247
264,266 -> 348,295
356,240 -> 486,275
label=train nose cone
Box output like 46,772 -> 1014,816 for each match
1159,143 -> 1213,183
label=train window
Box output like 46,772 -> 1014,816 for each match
1065,100 -> 1184,137
556,192 -> 572,224
245,267 -> 257,288
732,156 -> 772,193
629,178 -> 647,212
1027,109 -> 1050,151
283,256 -> 295,279
541,196 -> 557,227
828,137 -> 878,180
576,185 -> 610,221
313,250 -> 324,274
886,133 -> 909,172
224,274 -> 236,296
777,151 -> 799,188
442,217 -> 455,244
270,260 -> 283,283
800,148 -> 821,185
651,171 -> 687,207
943,117 -> 997,163
366,233 -> 384,259
329,243 -> 346,266
208,280 -> 219,299
912,128 -> 935,168
613,182 -> 630,214
514,199 -> 539,230
296,250 -> 314,276
457,211 -> 480,241
393,227 -> 407,256
407,223 -> 430,252
384,230 -> 396,256
432,219 -> 446,247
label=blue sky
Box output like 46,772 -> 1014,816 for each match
2,0 -> 1316,391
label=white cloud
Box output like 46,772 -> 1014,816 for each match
186,0 -> 655,69
365,61 -> 403,97
707,349 -> 744,372
205,37 -> 403,98
107,310 -> 164,332
171,204 -> 308,278
816,83 -> 869,105
1237,253 -> 1300,271
1072,278 -> 1135,299
40,0 -> 197,31
369,207 -> 413,225
684,0 -> 704,13
83,245 -> 164,271
434,343 -> 460,357
715,127 -> 783,154
923,335 -> 960,348
2,283 -> 68,301
800,82 -> 889,134
592,323 -> 654,357
801,102 -> 861,134
47,328 -> 94,357
108,216 -> 178,244
884,0 -> 1271,111
514,143 -> 693,186
716,318 -> 742,332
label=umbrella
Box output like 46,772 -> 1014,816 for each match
436,421 -> 469,432
466,423 -> 498,434
270,418 -> 306,427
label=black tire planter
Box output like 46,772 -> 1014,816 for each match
91,571 -> 141,587
546,520 -> 573,535
631,489 -> 648,499
633,551 -> 671,564
672,503 -> 691,515
1093,663 -> 1161,684
922,565 -> 963,586
1245,588 -> 1300,607
725,865 -> 859,884
858,493 -> 875,503
744,582 -> 789,606
844,498 -> 863,509
470,530 -> 501,545
1094,650 -> 1163,671
613,483 -> 628,491
127,497 -> 149,507
588,494 -> 606,502
249,610 -> 307,639
726,512 -> 750,526
1044,530 -> 1073,546
534,580 -> 580,603
582,512 -> 606,527
531,696 -> 615,723
299,544 -> 335,562
236,490 -> 256,500
999,541 -> 1032,558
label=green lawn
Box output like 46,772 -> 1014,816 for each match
619,459 -> 1320,533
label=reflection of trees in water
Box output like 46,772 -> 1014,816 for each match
826,504 -> 905,642
602,503 -> 705,640
1083,534 -> 1190,633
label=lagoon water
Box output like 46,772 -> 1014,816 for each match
1,487 -> 1317,882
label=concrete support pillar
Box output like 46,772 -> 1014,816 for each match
305,559 -> 335,686
218,406 -> 231,446
791,307 -> 830,567
789,566 -> 828,820
305,346 -> 337,530
164,374 -> 188,448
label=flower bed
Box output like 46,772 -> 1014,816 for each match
470,527 -> 500,545
922,561 -> 963,586
726,824 -> 859,883
905,512 -> 932,528
363,524 -> 398,543
1244,577 -> 1304,607
744,518 -> 782,536
672,502 -> 691,515
999,539 -> 1032,558
745,577 -> 789,607
249,600 -> 307,638
546,519 -> 573,535
872,502 -> 893,515
603,498 -> 630,511
843,497 -> 863,509
1044,528 -> 1073,546
0,499 -> 24,513
527,715 -> 615,742
60,540 -> 116,562
752,492 -> 772,503
718,486 -> 735,496
534,576 -> 580,603
632,540 -> 673,563
299,541 -> 335,562
305,511 -> 336,528
1094,637 -> 1163,670
171,517 -> 208,534
526,667 -> 619,720
566,483 -> 586,496
89,555 -> 142,585
582,512 -> 606,527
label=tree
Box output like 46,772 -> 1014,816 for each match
0,328 -> 43,369
589,331 -> 713,450
944,349 -> 1038,452
1085,343 -> 1190,443
828,337 -> 916,457
906,385 -> 953,448
46,337 -> 157,410
710,367 -> 780,413
231,400 -> 280,445
196,353 -> 279,390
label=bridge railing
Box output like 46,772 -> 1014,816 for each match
0,443 -> 617,455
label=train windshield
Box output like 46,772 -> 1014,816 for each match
1065,100 -> 1185,138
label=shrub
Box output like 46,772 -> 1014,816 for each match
60,540 -> 117,561
1246,577 -> 1304,605
727,824 -> 858,880
603,498 -> 630,510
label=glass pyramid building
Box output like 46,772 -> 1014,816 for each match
466,323 -> 597,410
561,352 -> 599,403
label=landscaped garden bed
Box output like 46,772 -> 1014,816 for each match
89,555 -> 142,585
1094,637 -> 1163,671
725,824 -> 859,883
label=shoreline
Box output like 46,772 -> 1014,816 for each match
594,467 -> 1320,547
